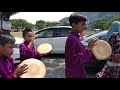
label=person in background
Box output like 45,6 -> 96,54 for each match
103,21 -> 120,42
96,21 -> 120,78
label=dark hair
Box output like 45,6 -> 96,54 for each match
0,34 -> 15,46
23,29 -> 33,37
69,13 -> 88,26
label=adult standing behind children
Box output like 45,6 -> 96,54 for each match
96,21 -> 120,78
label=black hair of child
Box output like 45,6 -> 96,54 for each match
22,29 -> 33,37
69,13 -> 88,26
0,34 -> 15,46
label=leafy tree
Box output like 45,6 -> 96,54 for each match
103,15 -> 120,30
35,20 -> 45,29
91,19 -> 108,30
10,19 -> 34,31
11,19 -> 24,28
45,21 -> 58,27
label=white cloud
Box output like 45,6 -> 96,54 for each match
10,12 -> 74,24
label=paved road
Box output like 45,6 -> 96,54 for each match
41,54 -> 96,78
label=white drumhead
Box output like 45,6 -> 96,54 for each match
19,59 -> 46,78
37,43 -> 52,54
92,40 -> 112,60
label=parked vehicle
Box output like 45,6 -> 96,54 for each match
34,26 -> 108,54
34,26 -> 72,54
12,37 -> 24,64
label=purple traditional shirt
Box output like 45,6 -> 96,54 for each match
20,41 -> 40,62
65,31 -> 93,78
0,56 -> 15,78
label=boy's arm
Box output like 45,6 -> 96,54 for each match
0,69 -> 15,78
67,38 -> 92,65
7,74 -> 15,78
7,57 -> 16,78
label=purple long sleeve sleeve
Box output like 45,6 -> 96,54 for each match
0,57 -> 15,78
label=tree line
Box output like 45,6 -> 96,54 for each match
91,15 -> 120,30
10,19 -> 59,31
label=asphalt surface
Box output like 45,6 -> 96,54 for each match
41,54 -> 96,78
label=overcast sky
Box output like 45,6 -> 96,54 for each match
10,12 -> 74,24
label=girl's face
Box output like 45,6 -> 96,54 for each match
23,32 -> 35,43
72,21 -> 87,33
0,43 -> 14,57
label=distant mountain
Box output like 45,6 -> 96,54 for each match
78,12 -> 120,22
59,12 -> 120,26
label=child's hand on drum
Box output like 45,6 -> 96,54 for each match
14,64 -> 28,78
87,37 -> 99,50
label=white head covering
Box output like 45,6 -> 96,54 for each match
104,21 -> 120,41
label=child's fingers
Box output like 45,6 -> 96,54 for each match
90,38 -> 99,43
93,38 -> 99,42
94,40 -> 99,45
94,43 -> 98,46
20,64 -> 28,69
91,37 -> 98,41
23,66 -> 29,71
22,70 -> 28,74
16,64 -> 20,68
90,39 -> 99,47
17,65 -> 19,67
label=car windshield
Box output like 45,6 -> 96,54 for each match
84,30 -> 108,42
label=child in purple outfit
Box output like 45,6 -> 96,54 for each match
20,29 -> 43,62
0,34 -> 28,78
65,13 -> 99,78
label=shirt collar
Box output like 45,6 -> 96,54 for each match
71,31 -> 80,38
24,41 -> 29,45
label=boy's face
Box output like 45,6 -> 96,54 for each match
23,32 -> 35,43
72,21 -> 87,33
0,43 -> 14,57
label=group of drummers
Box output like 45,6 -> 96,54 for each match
0,13 -> 120,78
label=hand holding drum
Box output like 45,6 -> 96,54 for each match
91,40 -> 112,60
37,43 -> 52,55
18,59 -> 46,78
87,37 -> 99,50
